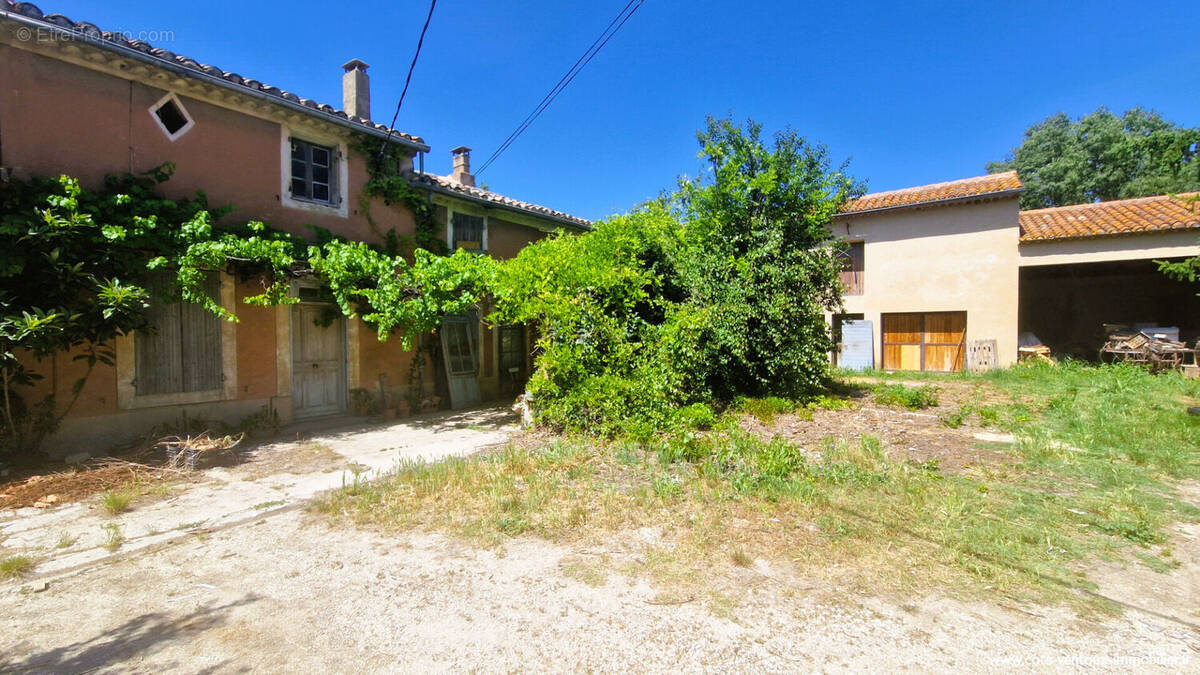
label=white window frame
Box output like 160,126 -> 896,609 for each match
447,208 -> 488,254
280,124 -> 350,218
148,92 -> 195,142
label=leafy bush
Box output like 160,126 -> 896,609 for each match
872,384 -> 939,410
494,117 -> 859,434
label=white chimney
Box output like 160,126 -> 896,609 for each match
341,59 -> 370,120
450,146 -> 475,187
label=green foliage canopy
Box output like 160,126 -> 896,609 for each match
988,107 -> 1200,209
493,117 -> 859,434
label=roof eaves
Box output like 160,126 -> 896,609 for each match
414,176 -> 592,231
0,2 -> 430,153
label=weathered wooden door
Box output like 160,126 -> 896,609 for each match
292,304 -> 346,417
882,312 -> 966,372
440,313 -> 481,409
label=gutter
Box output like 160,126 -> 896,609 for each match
0,9 -> 431,153
834,188 -> 1025,219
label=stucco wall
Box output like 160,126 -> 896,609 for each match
1018,229 -> 1200,267
831,197 -> 1021,368
0,44 -> 415,244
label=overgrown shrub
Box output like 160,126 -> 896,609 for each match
493,117 -> 860,434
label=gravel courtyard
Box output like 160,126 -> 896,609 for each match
1,407 -> 1197,673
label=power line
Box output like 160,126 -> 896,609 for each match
377,0 -> 438,163
475,0 -> 645,176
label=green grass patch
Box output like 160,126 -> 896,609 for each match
100,489 -> 135,516
0,555 -> 36,579
872,383 -> 939,410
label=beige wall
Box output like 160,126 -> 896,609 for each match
832,197 -> 1022,368
1019,229 -> 1200,267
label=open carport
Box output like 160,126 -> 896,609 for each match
1018,194 -> 1200,359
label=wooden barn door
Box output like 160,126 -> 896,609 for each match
882,312 -> 966,372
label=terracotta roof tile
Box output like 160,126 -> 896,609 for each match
410,173 -> 591,229
1,1 -> 426,148
1019,193 -> 1200,242
839,171 -> 1022,215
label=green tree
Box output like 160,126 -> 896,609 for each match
677,117 -> 860,398
989,107 -> 1200,209
493,117 -> 859,434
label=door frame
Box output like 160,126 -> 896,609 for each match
881,311 -> 967,372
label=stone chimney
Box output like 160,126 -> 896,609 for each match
450,146 -> 475,187
341,59 -> 370,120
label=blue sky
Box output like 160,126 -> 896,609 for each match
36,0 -> 1200,221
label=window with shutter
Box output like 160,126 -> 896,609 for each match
135,273 -> 223,396
840,241 -> 864,296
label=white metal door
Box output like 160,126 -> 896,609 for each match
292,304 -> 346,418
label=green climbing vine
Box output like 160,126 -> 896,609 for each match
352,134 -> 445,255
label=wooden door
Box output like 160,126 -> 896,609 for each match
440,313 -> 481,409
882,312 -> 966,372
292,305 -> 346,417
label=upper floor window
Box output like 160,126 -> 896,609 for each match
290,138 -> 337,204
451,212 -> 486,252
840,241 -> 864,296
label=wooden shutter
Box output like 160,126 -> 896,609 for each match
136,300 -> 183,396
181,274 -> 223,391
135,273 -> 222,395
840,242 -> 864,295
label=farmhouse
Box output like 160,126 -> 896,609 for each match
832,174 -> 1200,371
0,1 -> 589,451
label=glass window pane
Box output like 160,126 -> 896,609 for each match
312,183 -> 329,202
291,178 -> 308,199
291,141 -> 306,161
291,159 -> 307,180
311,146 -> 330,167
311,166 -> 329,184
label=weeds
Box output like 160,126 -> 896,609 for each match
101,523 -> 124,552
873,384 -> 939,410
100,488 -> 135,516
55,533 -> 78,549
0,555 -> 36,579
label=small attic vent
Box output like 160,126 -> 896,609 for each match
149,93 -> 194,140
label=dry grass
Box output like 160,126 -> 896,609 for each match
318,363 -> 1200,611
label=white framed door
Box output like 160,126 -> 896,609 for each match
292,304 -> 347,418
441,312 -> 481,410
